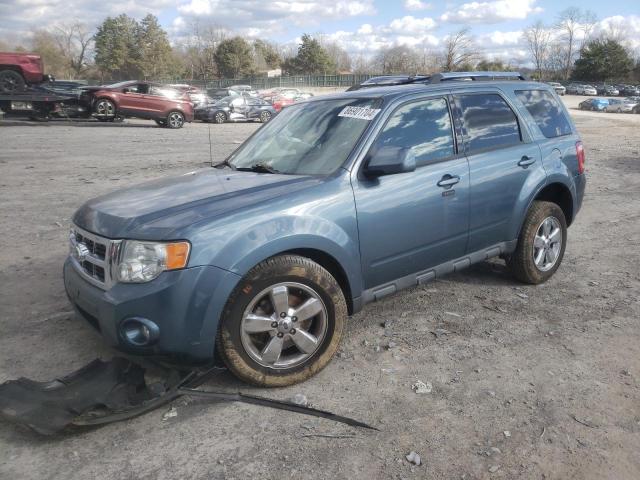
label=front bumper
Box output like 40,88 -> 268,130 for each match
63,258 -> 240,362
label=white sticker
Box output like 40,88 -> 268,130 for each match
338,106 -> 381,120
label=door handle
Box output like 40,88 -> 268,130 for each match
518,156 -> 536,167
437,175 -> 460,187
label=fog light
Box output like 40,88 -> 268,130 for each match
120,317 -> 159,346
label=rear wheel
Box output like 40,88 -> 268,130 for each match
166,111 -> 184,129
213,111 -> 226,124
217,255 -> 346,387
508,201 -> 567,284
0,69 -> 25,94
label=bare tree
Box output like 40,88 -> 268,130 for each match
441,29 -> 478,71
373,45 -> 422,74
53,22 -> 94,77
523,21 -> 551,80
555,7 -> 598,80
317,35 -> 352,72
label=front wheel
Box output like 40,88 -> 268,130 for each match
507,201 -> 567,284
259,111 -> 272,123
94,98 -> 115,118
217,255 -> 347,387
213,111 -> 226,124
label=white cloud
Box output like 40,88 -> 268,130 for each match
389,16 -> 437,33
321,16 -> 439,55
441,0 -> 542,24
596,15 -> 640,50
483,30 -> 523,46
404,0 -> 431,11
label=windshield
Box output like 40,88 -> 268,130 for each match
228,98 -> 382,175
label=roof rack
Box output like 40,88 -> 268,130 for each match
429,71 -> 528,83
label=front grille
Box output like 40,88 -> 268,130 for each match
70,226 -> 121,290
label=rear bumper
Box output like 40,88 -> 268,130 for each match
63,258 -> 240,362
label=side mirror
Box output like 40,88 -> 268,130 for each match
363,146 -> 416,177
122,88 -> 130,94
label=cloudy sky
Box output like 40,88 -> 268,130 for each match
1,0 -> 639,62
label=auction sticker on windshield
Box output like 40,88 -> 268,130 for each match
338,106 -> 381,120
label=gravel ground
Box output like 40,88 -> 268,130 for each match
0,96 -> 639,479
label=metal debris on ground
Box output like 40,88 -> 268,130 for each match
162,407 -> 178,421
412,381 -> 433,394
291,393 -> 308,407
405,451 -> 421,465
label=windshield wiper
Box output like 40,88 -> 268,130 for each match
212,159 -> 236,170
236,163 -> 280,174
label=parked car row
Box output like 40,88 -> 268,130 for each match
566,82 -> 640,96
578,96 -> 640,113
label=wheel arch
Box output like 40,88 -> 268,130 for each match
532,182 -> 574,226
515,181 -> 574,242
281,248 -> 354,315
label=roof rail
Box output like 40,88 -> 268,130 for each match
430,71 -> 528,83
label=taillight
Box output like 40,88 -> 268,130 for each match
576,141 -> 585,174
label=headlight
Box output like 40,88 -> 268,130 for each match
117,240 -> 190,283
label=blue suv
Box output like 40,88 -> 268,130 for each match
64,72 -> 586,386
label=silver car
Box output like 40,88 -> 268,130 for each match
577,84 -> 597,95
605,98 -> 638,113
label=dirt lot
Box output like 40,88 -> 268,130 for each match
0,97 -> 639,479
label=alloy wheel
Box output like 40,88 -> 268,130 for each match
96,100 -> 115,117
214,112 -> 225,124
240,282 -> 328,369
168,112 -> 184,128
533,216 -> 562,272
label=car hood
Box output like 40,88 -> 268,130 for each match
73,169 -> 322,239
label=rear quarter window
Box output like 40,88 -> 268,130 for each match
515,90 -> 572,139
455,93 -> 522,154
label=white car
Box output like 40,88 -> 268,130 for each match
547,82 -> 566,96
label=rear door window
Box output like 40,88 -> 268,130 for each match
371,97 -> 455,167
455,94 -> 522,154
515,90 -> 572,138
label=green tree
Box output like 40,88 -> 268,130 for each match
136,14 -> 175,79
282,34 -> 335,74
253,39 -> 281,70
572,39 -> 633,82
213,37 -> 255,78
94,14 -> 139,80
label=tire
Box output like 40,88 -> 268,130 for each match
155,119 -> 166,126
94,98 -> 115,118
259,111 -> 272,123
166,111 -> 185,129
0,69 -> 25,94
507,201 -> 567,284
213,111 -> 226,124
216,255 -> 347,387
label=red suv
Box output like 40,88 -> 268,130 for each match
81,81 -> 194,128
